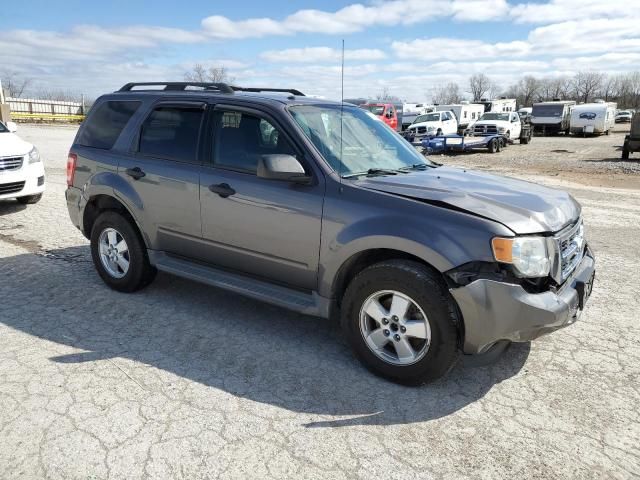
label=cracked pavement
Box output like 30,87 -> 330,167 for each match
0,125 -> 639,479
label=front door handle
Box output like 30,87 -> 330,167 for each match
209,183 -> 236,198
125,167 -> 146,180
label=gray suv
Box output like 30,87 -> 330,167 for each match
66,82 -> 595,385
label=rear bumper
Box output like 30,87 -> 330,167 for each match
65,186 -> 83,232
451,248 -> 595,354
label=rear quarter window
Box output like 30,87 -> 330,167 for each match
77,101 -> 141,150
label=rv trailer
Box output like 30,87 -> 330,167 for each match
570,102 -> 617,136
531,100 -> 576,135
478,98 -> 517,113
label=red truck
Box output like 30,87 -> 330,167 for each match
360,103 -> 402,131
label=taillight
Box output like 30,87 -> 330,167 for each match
66,153 -> 77,187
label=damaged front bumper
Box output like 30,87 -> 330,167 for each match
450,248 -> 595,355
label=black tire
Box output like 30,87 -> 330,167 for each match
90,211 -> 156,293
488,138 -> 498,153
622,146 -> 630,160
341,260 -> 460,385
16,193 -> 42,204
436,128 -> 442,136
520,133 -> 530,145
505,130 -> 510,139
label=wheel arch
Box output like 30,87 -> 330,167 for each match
83,194 -> 149,248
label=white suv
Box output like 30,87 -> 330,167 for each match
0,121 -> 45,204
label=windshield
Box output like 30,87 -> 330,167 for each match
0,122 -> 7,133
532,104 -> 564,117
362,105 -> 385,115
289,105 -> 432,176
414,113 -> 440,123
480,113 -> 510,121
618,111 -> 630,115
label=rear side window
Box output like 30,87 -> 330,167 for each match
77,101 -> 140,150
138,106 -> 204,163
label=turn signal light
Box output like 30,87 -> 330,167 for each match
491,237 -> 513,263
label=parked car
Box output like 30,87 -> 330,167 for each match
531,101 -> 576,135
616,110 -> 633,123
0,120 -> 45,204
435,103 -> 485,134
570,102 -> 616,136
66,82 -> 596,385
405,111 -> 458,142
360,103 -> 402,131
622,112 -> 640,159
472,111 -> 531,144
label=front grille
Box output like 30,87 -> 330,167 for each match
473,125 -> 498,135
0,156 -> 24,172
0,181 -> 25,195
555,220 -> 585,282
417,126 -> 427,134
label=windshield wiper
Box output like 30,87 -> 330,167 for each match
399,162 -> 438,171
342,168 -> 403,178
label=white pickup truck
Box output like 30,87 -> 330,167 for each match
405,111 -> 458,142
471,111 -> 531,144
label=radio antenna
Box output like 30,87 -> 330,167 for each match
339,39 -> 345,185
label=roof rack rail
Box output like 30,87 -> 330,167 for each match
118,82 -> 234,93
230,87 -> 305,96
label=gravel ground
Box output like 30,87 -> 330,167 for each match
1,124 -> 639,479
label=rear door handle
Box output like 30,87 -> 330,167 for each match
125,167 -> 146,180
208,183 -> 236,198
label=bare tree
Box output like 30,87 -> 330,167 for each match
431,82 -> 463,104
469,73 -> 493,101
0,71 -> 32,98
503,76 -> 539,108
538,76 -> 572,101
375,86 -> 392,101
184,64 -> 235,84
572,71 -> 606,103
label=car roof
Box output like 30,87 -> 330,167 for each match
105,90 -> 344,107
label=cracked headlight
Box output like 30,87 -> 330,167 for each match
28,147 -> 41,164
492,236 -> 551,277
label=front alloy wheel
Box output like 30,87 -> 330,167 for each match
359,290 -> 431,365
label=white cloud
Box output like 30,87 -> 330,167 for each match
392,38 -> 531,60
260,47 -> 386,63
510,0 -> 631,24
201,0 -> 508,39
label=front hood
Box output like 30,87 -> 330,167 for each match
356,167 -> 580,234
474,120 -> 509,128
0,132 -> 32,157
410,121 -> 439,129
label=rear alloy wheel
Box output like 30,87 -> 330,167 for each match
342,260 -> 459,385
90,211 -> 156,292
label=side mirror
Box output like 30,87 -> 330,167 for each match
6,121 -> 17,132
257,155 -> 311,184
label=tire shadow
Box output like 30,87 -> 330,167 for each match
0,245 -> 531,428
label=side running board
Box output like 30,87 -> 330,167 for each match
148,251 -> 328,318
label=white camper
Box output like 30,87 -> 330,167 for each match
531,100 -> 576,135
478,98 -> 517,113
435,102 -> 485,133
570,102 -> 617,136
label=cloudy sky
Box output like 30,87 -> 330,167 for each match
0,0 -> 638,101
